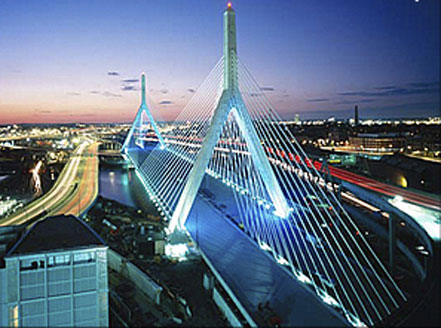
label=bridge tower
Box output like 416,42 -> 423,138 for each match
168,3 -> 290,233
122,73 -> 166,152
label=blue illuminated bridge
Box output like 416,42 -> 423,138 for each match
122,4 -> 410,327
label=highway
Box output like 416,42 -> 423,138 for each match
53,141 -> 99,216
0,141 -> 100,226
312,161 -> 441,211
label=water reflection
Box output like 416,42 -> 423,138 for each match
99,166 -> 137,208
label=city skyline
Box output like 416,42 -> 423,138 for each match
1,3 -> 440,326
0,0 -> 439,124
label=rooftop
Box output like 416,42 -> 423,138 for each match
6,214 -> 105,256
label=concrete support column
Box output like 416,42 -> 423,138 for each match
389,213 -> 397,274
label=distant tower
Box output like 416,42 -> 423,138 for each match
294,113 -> 300,124
354,105 -> 359,126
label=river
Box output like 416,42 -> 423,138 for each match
99,164 -> 151,211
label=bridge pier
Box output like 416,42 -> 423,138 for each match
389,213 -> 397,274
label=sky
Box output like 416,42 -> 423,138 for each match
0,0 -> 439,124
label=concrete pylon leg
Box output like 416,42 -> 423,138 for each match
123,73 -> 166,152
167,4 -> 291,234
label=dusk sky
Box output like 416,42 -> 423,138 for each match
0,0 -> 439,124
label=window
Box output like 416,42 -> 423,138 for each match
73,252 -> 95,264
21,300 -> 45,317
20,258 -> 45,271
20,271 -> 44,286
9,305 -> 19,328
74,293 -> 96,309
48,254 -> 70,267
48,281 -> 71,297
20,284 -> 45,301
48,296 -> 71,313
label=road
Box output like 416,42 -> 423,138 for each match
52,141 -> 99,216
0,141 -> 100,226
312,161 -> 441,211
143,134 -> 440,211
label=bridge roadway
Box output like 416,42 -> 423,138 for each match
186,193 -> 348,327
0,141 -> 99,226
129,146 -> 403,326
142,134 -> 440,211
188,176 -> 404,326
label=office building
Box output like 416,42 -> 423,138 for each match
0,215 -> 108,327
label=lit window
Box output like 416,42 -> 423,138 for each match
73,252 -> 95,264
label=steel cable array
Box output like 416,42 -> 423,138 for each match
125,54 -> 407,327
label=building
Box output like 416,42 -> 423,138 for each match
349,132 -> 406,152
0,215 -> 108,327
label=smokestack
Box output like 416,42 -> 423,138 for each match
354,105 -> 359,126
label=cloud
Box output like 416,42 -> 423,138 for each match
249,92 -> 263,97
107,71 -> 120,76
374,86 -> 397,90
337,82 -> 440,98
89,90 -> 123,97
66,92 -> 81,96
335,99 -> 375,105
407,81 -> 440,88
34,108 -> 69,114
102,91 -> 122,97
69,113 -> 96,117
121,79 -> 139,83
306,98 -> 329,102
187,88 -> 196,93
159,100 -> 173,105
260,87 -> 275,92
121,85 -> 137,91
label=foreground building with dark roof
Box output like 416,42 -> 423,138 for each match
0,215 -> 109,327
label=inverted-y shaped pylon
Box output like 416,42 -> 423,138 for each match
122,73 -> 166,152
168,3 -> 290,233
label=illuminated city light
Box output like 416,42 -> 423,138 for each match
165,243 -> 189,260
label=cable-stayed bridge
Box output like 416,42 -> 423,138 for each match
122,4 -> 407,326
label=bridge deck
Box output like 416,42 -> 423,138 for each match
186,195 -> 347,327
127,144 -> 405,326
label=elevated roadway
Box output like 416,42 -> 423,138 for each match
0,141 -> 100,226
313,161 -> 441,211
141,134 -> 440,211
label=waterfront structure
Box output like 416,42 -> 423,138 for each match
0,215 -> 108,327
